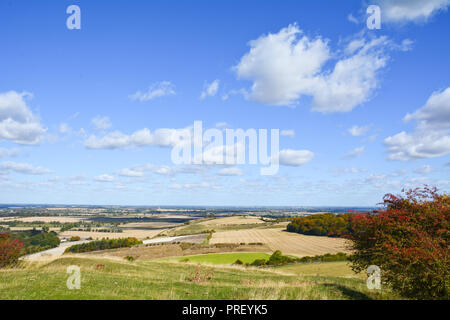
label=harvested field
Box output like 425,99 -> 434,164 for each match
60,228 -> 165,240
83,243 -> 270,260
120,222 -> 178,229
210,228 -> 350,257
199,216 -> 265,226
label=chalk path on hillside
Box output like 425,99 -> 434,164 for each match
21,240 -> 92,261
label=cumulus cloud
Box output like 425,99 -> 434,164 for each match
84,127 -> 190,150
117,168 -> 144,177
94,174 -> 115,182
129,81 -> 176,102
217,167 -> 243,176
200,79 -> 220,99
384,87 -> 450,160
0,91 -> 46,144
120,163 -> 205,178
235,24 -> 330,107
92,116 -> 112,131
277,149 -> 314,166
0,161 -> 52,175
332,167 -> 368,176
404,87 -> 450,131
376,0 -> 450,23
348,125 -> 370,136
234,24 -> 396,112
194,142 -> 246,165
344,146 -> 365,158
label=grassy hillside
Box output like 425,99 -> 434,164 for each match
0,256 -> 403,300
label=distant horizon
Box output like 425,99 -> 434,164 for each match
0,202 -> 381,210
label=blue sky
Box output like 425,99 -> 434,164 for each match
1,0 -> 449,206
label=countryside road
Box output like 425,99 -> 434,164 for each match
21,234 -> 204,261
21,240 -> 92,261
142,234 -> 205,244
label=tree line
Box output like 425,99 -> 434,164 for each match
0,229 -> 61,267
286,213 -> 352,237
64,237 -> 142,253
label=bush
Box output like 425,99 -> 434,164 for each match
124,256 -> 135,262
349,187 -> 449,300
298,252 -> 348,263
70,236 -> 81,242
0,233 -> 24,268
250,259 -> 267,267
249,251 -> 348,268
233,259 -> 243,265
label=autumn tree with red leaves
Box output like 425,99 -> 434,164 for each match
0,232 -> 24,268
348,187 -> 449,299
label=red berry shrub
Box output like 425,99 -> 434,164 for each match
348,187 -> 449,299
0,232 -> 24,268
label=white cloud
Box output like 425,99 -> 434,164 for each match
0,91 -> 46,144
385,132 -> 450,160
235,24 -> 330,107
194,142 -> 246,165
217,167 -> 243,176
348,125 -> 370,136
344,146 -> 365,158
332,167 -> 368,176
278,149 -> 314,166
84,127 -> 190,150
91,116 -> 112,131
403,87 -> 450,131
129,81 -> 176,102
67,174 -> 89,185
117,168 -> 144,177
384,87 -> 450,160
0,148 -> 19,159
414,165 -> 433,174
234,24 -> 395,112
200,79 -> 220,99
94,174 -> 115,182
310,36 -> 390,113
376,0 -> 450,23
152,166 -> 174,175
347,13 -> 359,24
0,161 -> 52,175
280,129 -> 295,137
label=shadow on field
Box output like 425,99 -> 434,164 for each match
323,283 -> 373,300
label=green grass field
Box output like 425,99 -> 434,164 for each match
275,261 -> 364,278
163,252 -> 271,265
0,256 -> 403,300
